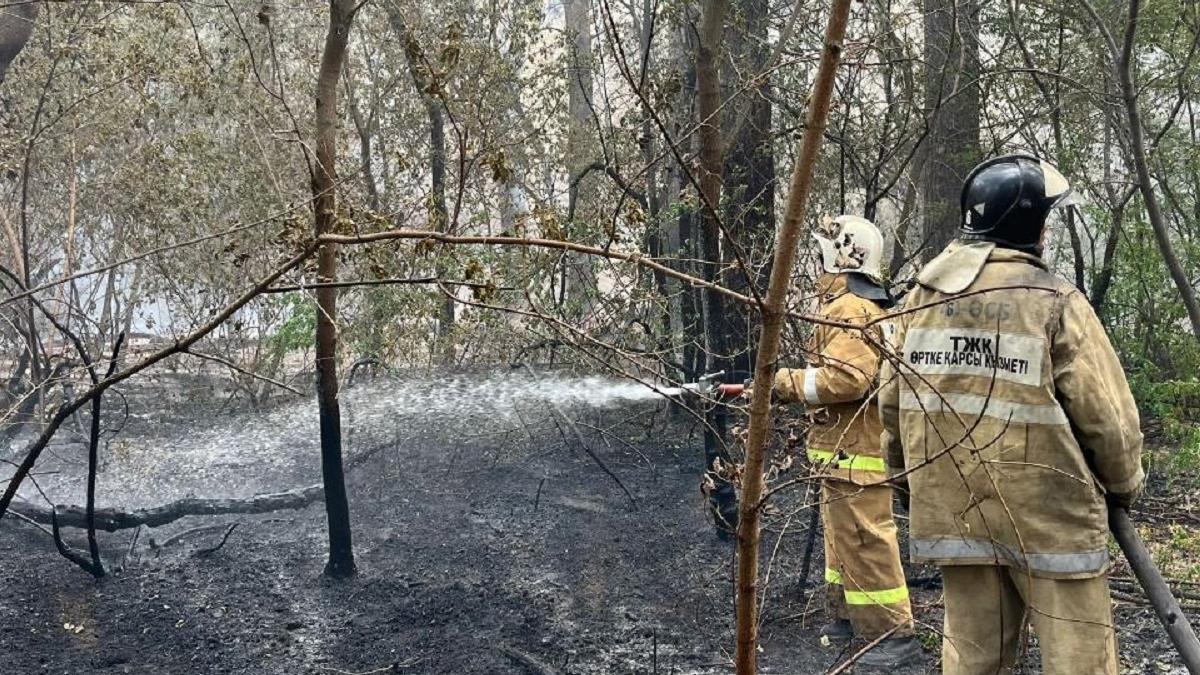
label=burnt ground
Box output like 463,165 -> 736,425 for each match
0,371 -> 1194,674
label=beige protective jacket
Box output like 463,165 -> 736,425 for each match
879,241 -> 1144,579
776,274 -> 888,485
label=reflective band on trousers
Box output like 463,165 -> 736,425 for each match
807,449 -> 886,473
826,567 -> 908,604
844,585 -> 910,606
911,538 -> 1109,575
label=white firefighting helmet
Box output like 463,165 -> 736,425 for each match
813,215 -> 884,281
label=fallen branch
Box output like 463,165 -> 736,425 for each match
1110,506 -> 1200,671
8,484 -> 324,531
4,438 -> 392,536
499,646 -> 563,675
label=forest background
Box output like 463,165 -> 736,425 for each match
0,0 -> 1199,654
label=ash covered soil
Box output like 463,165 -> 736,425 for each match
0,371 -> 1190,674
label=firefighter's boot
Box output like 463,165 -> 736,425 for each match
858,635 -> 922,668
817,619 -> 853,644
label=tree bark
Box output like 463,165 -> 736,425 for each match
312,0 -> 358,578
638,0 -> 671,343
670,11 -> 701,379
919,0 -> 980,261
562,0 -> 597,315
695,0 -> 736,531
734,1 -> 852,672
385,6 -> 455,347
722,0 -> 775,375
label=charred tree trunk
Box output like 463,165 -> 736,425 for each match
312,0 -> 358,579
77,334 -> 125,578
735,3 -> 852,670
0,2 -> 36,82
695,0 -> 737,533
669,13 -> 702,380
638,0 -> 671,345
920,0 -> 981,261
722,0 -> 775,376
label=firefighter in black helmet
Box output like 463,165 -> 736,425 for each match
879,154 -> 1143,674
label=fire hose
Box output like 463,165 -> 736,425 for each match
1110,506 -> 1200,673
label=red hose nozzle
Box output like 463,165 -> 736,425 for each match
716,383 -> 746,398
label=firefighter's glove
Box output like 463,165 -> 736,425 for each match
1107,479 -> 1145,510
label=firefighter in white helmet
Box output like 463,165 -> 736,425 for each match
774,215 -> 919,666
879,155 -> 1143,674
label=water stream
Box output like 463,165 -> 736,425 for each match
25,373 -> 671,508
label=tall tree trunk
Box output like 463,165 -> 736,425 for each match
735,3 -> 853,671
637,0 -> 671,345
562,0 -> 596,316
344,69 -> 381,212
384,6 -> 455,352
313,0 -> 358,579
722,0 -> 775,375
669,11 -> 701,379
696,0 -> 736,532
920,0 -> 981,261
1109,0 -> 1200,339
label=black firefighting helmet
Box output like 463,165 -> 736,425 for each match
958,154 -> 1074,251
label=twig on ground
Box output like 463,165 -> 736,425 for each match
520,364 -> 636,508
3,507 -> 51,535
193,522 -> 239,557
123,524 -> 143,565
315,662 -> 410,675
154,523 -> 235,549
499,645 -> 563,675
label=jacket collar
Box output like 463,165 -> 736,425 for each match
816,273 -> 850,303
917,240 -> 1047,294
987,245 -> 1048,270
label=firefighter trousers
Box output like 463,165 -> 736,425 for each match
941,565 -> 1118,675
821,479 -> 913,638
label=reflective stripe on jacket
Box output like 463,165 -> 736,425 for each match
775,273 -> 887,485
879,242 -> 1144,579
